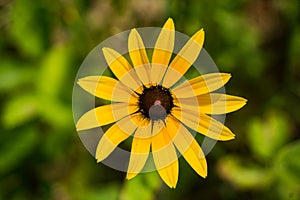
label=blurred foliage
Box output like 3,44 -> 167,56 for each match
0,0 -> 300,199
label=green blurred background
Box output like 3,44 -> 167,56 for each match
1,0 -> 300,199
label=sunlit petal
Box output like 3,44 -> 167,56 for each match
96,122 -> 133,162
128,29 -> 151,84
151,18 -> 175,84
126,119 -> 151,179
163,29 -> 205,87
172,73 -> 231,98
102,47 -> 141,90
152,121 -> 178,188
76,103 -> 138,131
172,107 -> 235,141
116,113 -> 146,136
78,76 -> 137,102
179,93 -> 247,114
166,116 -> 207,178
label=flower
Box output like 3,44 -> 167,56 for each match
76,18 -> 247,188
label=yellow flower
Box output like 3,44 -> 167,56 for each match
76,18 -> 247,188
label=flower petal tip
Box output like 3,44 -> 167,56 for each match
237,97 -> 248,109
224,72 -> 232,80
199,168 -> 208,178
77,81 -> 85,91
75,119 -> 86,132
126,173 -> 137,180
165,181 -> 177,189
163,178 -> 178,189
130,28 -> 138,35
228,134 -> 236,140
102,47 -> 121,61
77,78 -> 83,85
218,73 -> 232,85
192,29 -> 205,46
75,113 -> 89,130
102,47 -> 118,64
96,153 -> 105,163
128,29 -> 139,44
219,133 -> 235,141
163,18 -> 175,30
198,28 -> 204,35
101,47 -> 110,54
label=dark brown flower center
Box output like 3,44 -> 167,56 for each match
138,85 -> 174,120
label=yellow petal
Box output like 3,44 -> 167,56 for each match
150,64 -> 168,85
166,116 -> 207,178
172,73 -> 231,98
77,76 -> 137,102
128,29 -> 151,84
163,29 -> 205,87
160,67 -> 183,89
76,103 -> 138,131
116,113 -> 145,135
172,107 -> 235,141
126,119 -> 151,179
152,121 -> 178,188
96,122 -> 133,162
151,18 -> 175,84
102,47 -> 141,90
179,93 -> 247,114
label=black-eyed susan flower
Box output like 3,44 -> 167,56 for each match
76,18 -> 247,188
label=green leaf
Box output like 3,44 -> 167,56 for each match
2,95 -> 38,129
120,172 -> 160,200
274,140 -> 300,185
82,183 -> 120,200
273,140 -> 300,200
247,110 -> 290,161
289,28 -> 300,73
94,184 -> 120,200
38,99 -> 73,130
277,0 -> 300,24
9,0 -> 50,57
0,60 -> 33,93
0,127 -> 37,175
217,155 -> 272,190
37,45 -> 72,99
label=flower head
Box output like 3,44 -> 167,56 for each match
76,18 -> 247,188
